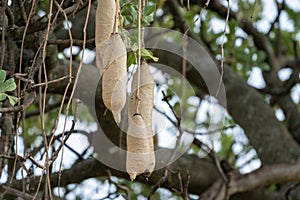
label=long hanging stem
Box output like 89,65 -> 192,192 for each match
135,0 -> 142,115
113,0 -> 120,34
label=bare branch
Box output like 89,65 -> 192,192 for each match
0,92 -> 36,113
0,185 -> 34,200
200,160 -> 300,200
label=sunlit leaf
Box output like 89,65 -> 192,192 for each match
7,95 -> 18,106
141,48 -> 159,62
0,93 -> 7,101
127,51 -> 137,67
0,70 -> 6,83
0,78 -> 17,93
144,4 -> 156,16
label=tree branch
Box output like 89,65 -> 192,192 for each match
200,159 -> 300,200
11,154 -> 220,196
0,185 -> 35,200
0,92 -> 36,113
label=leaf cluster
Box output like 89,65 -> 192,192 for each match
0,70 -> 18,106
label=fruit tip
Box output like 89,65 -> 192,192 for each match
129,173 -> 137,181
112,111 -> 121,124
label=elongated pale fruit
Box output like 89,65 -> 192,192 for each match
126,61 -> 155,181
129,61 -> 154,126
97,34 -> 127,124
95,0 -> 127,124
95,0 -> 116,45
126,115 -> 155,181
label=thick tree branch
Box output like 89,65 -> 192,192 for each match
11,154 -> 219,196
200,159 -> 300,200
9,155 -> 300,200
0,185 -> 34,200
276,95 -> 300,143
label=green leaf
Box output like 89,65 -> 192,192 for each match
191,143 -> 200,154
142,15 -> 154,26
127,52 -> 137,67
218,133 -> 234,159
166,88 -> 173,96
121,3 -> 138,25
0,70 -> 6,83
260,63 -> 270,71
0,78 -> 17,93
268,184 -> 277,191
69,103 -> 73,116
144,5 -> 156,16
7,95 -> 18,106
173,101 -> 180,116
0,93 -> 7,101
141,49 -> 159,62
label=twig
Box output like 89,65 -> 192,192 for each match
107,170 -> 130,199
47,38 -> 95,46
178,170 -> 184,195
33,168 -> 45,200
186,124 -> 236,136
4,5 -> 14,27
18,0 -> 35,100
250,0 -> 257,20
193,137 -> 229,194
73,145 -> 91,164
49,0 -> 74,149
28,155 -> 44,169
32,75 -> 72,88
184,171 -> 190,200
39,0 -> 54,198
154,105 -> 177,127
267,0 -> 285,35
149,90 -> 186,198
50,120 -> 76,164
0,92 -> 36,113
212,150 -> 228,183
57,133 -> 88,161
192,138 -> 214,160
161,91 -> 181,122
51,2 -> 75,197
198,0 -> 211,19
148,169 -> 168,200
54,3 -> 91,198
172,170 -> 190,200
17,0 -> 28,22
0,155 -> 15,159
25,101 -> 62,118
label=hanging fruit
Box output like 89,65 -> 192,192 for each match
95,0 -> 127,124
